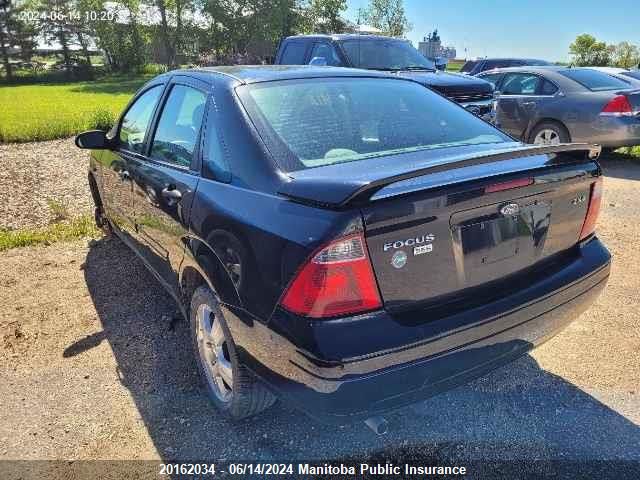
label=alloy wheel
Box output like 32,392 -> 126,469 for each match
533,129 -> 560,145
195,303 -> 233,403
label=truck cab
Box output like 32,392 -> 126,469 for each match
274,34 -> 495,120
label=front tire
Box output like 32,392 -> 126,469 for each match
189,285 -> 276,419
529,121 -> 570,145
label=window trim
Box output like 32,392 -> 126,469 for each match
143,76 -> 210,173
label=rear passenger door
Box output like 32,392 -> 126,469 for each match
129,76 -> 209,295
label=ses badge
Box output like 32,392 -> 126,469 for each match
387,234 -> 435,268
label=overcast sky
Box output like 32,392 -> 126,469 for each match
344,0 -> 640,62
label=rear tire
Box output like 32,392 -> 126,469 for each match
528,121 -> 570,145
189,285 -> 276,419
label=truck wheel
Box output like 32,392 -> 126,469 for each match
529,121 -> 570,145
189,285 -> 276,419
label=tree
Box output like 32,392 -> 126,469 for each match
300,0 -> 347,34
359,0 -> 410,37
612,41 -> 639,69
569,33 -> 611,67
201,0 -> 301,61
0,0 -> 37,80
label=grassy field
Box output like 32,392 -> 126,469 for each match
446,62 -> 463,72
0,75 -> 151,143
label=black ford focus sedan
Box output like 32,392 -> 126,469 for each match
76,66 -> 610,425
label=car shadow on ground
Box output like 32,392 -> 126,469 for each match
67,237 -> 640,477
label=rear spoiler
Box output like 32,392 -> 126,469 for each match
278,143 -> 601,209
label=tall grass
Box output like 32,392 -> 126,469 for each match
0,75 -> 151,143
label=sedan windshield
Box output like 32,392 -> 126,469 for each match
239,78 -> 510,171
340,39 -> 435,71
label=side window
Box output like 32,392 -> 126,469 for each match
310,42 -> 342,66
540,79 -> 559,95
280,42 -> 307,65
150,84 -> 207,167
501,73 -> 541,95
119,86 -> 162,153
204,104 -> 231,182
479,73 -> 503,88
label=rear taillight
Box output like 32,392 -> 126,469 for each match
600,95 -> 633,116
579,177 -> 603,241
280,233 -> 382,318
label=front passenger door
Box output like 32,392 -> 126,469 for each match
129,78 -> 208,295
495,72 -> 542,139
101,85 -> 163,239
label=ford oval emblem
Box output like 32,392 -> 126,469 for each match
500,203 -> 520,216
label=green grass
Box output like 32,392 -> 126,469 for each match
0,74 -> 151,143
446,62 -> 463,72
0,216 -> 100,251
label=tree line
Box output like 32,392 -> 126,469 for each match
570,34 -> 640,69
0,0 -> 409,80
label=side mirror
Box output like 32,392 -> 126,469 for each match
75,130 -> 111,150
308,56 -> 328,67
434,57 -> 448,71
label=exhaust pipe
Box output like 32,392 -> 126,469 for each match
364,416 -> 388,435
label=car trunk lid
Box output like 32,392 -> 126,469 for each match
279,143 -> 602,313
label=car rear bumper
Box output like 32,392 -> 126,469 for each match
230,237 -> 610,423
574,115 -> 640,147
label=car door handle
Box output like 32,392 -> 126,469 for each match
522,101 -> 536,107
161,187 -> 182,203
118,170 -> 130,181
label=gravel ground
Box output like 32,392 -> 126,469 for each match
0,141 -> 638,478
0,138 -> 92,230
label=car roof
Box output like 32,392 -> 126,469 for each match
174,65 -> 398,85
284,34 -> 406,42
469,58 -> 550,63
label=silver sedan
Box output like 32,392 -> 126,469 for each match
478,66 -> 640,148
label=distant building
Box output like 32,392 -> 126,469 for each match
418,29 -> 456,59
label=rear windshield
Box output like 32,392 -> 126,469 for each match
460,60 -> 478,73
238,78 -> 510,171
340,39 -> 435,71
560,69 -> 631,91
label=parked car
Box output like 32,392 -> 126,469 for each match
460,58 -> 552,76
76,66 -> 610,425
478,66 -> 640,148
274,34 -> 495,120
